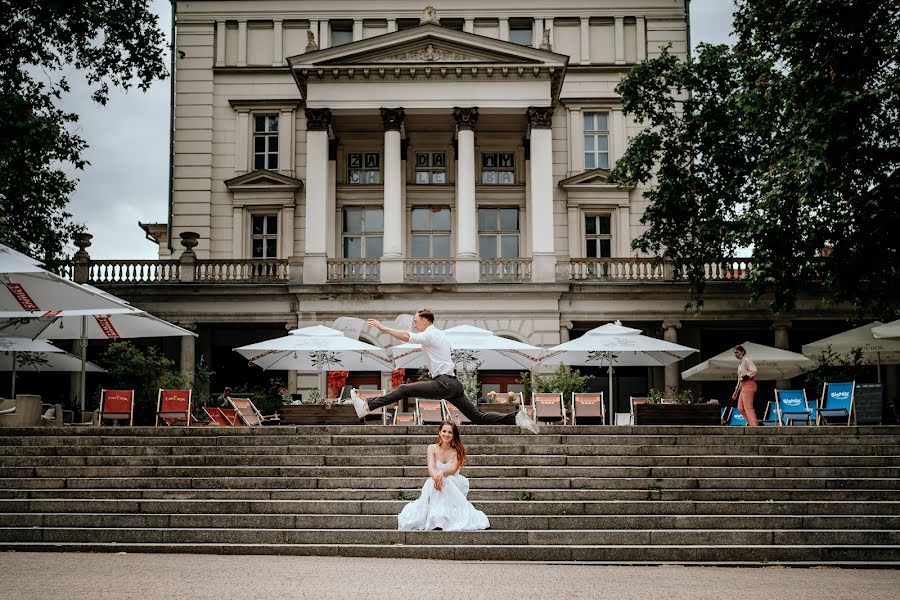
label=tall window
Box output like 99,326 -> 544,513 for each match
478,208 -> 519,258
415,152 -> 446,184
584,112 -> 610,170
411,207 -> 451,257
509,19 -> 534,46
481,152 -> 515,184
585,214 -> 612,258
347,152 -> 381,184
251,215 -> 278,258
253,114 -> 278,170
330,20 -> 353,46
342,208 -> 383,258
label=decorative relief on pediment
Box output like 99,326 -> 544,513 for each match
385,44 -> 471,62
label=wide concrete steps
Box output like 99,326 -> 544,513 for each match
0,424 -> 897,565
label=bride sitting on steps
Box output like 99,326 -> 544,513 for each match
398,420 -> 490,531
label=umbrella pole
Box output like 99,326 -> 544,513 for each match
877,352 -> 882,384
79,316 -> 87,412
10,353 -> 16,398
608,352 -> 614,426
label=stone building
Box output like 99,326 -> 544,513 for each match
76,1 -> 873,416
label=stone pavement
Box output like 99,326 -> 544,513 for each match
1,553 -> 898,600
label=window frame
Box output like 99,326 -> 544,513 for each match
583,213 -> 613,259
509,18 -> 534,46
409,206 -> 453,258
478,207 -> 520,259
252,113 -> 279,171
250,212 -> 280,259
346,151 -> 382,185
479,150 -> 516,185
329,20 -> 353,46
583,111 -> 610,171
341,206 -> 384,259
413,151 -> 448,185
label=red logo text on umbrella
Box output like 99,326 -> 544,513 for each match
94,316 -> 121,339
5,283 -> 39,311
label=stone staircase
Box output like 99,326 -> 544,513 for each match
0,425 -> 898,565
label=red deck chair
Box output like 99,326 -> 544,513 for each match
155,389 -> 192,426
204,407 -> 235,427
228,397 -> 279,426
356,389 -> 386,424
533,392 -> 566,425
392,411 -> 416,425
98,389 -> 135,426
571,392 -> 605,425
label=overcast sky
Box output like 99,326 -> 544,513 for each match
59,0 -> 737,260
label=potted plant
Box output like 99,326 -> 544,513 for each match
634,387 -> 719,425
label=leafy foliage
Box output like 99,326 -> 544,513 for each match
0,1 -> 167,267
803,345 -> 867,397
530,365 -> 594,400
99,341 -> 184,424
610,0 -> 900,316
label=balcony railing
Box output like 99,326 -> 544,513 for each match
194,259 -> 289,282
480,259 -> 532,282
570,258 -> 666,281
404,259 -> 455,282
89,260 -> 182,283
704,259 -> 753,281
327,259 -> 380,282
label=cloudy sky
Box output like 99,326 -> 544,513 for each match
60,0 -> 737,260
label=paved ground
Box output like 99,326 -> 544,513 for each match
1,553 -> 898,600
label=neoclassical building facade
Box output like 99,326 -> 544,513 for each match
80,0 -> 869,414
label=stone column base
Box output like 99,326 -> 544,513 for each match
456,257 -> 480,283
302,254 -> 327,285
532,253 -> 557,283
380,256 -> 404,283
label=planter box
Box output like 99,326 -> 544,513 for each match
279,404 -> 361,425
633,403 -> 721,425
478,402 -> 520,414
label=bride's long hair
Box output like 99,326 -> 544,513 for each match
437,420 -> 467,470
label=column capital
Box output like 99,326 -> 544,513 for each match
304,107 -> 333,131
452,107 -> 479,131
662,320 -> 682,331
770,318 -> 792,331
380,107 -> 406,132
526,106 -> 554,129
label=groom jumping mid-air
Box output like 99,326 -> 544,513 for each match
351,308 -> 540,434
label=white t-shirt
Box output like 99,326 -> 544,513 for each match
408,325 -> 455,377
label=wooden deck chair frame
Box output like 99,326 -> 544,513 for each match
720,405 -> 730,425
571,392 -> 604,426
98,389 -> 135,426
392,410 -> 417,425
817,381 -> 856,426
155,389 -> 192,426
774,389 -> 814,426
356,389 -> 386,424
532,392 -> 566,425
629,397 -> 650,425
228,397 -> 278,426
204,407 -> 234,427
758,400 -> 782,426
416,398 -> 445,425
442,400 -> 472,425
220,407 -> 239,426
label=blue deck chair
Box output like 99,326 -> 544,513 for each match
726,407 -> 748,426
817,381 -> 856,425
774,389 -> 815,426
758,400 -> 782,426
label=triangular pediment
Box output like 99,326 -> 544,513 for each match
289,24 -> 568,68
225,170 -> 303,191
559,168 -> 614,187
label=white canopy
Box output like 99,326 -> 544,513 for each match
234,324 -> 393,372
539,322 -> 698,422
0,245 -> 126,316
872,319 -> 900,340
391,324 -> 542,371
681,342 -> 814,381
802,322 -> 900,365
0,336 -> 104,397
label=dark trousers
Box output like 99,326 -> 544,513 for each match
367,374 -> 517,425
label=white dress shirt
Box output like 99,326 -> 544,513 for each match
408,325 -> 455,377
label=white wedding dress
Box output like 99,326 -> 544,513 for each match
397,457 -> 490,531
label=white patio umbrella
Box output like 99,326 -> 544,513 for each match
802,321 -> 900,382
0,285 -> 196,410
391,324 -> 542,371
234,325 -> 393,373
0,337 -> 104,397
681,342 -> 814,381
872,319 -> 900,340
0,245 -> 126,316
539,321 -> 698,423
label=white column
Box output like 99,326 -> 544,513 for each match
232,207 -> 243,257
533,21 -> 543,48
353,19 -> 363,42
499,17 -> 510,42
319,21 -> 330,49
611,108 -> 626,164
387,19 -> 397,33
464,18 -> 474,34
527,106 -> 556,283
380,108 -> 405,283
279,109 -> 293,175
580,18 -> 590,65
614,17 -> 625,64
617,204 -> 631,256
636,17 -> 646,61
237,20 -> 248,67
773,320 -> 792,390
326,150 -> 336,258
235,110 -> 249,172
272,20 -> 283,66
216,21 -> 226,67
303,108 -> 331,284
453,107 -> 479,283
663,321 -> 681,393
282,206 -> 295,258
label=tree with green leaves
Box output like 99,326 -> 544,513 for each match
0,1 -> 168,267
610,0 -> 900,317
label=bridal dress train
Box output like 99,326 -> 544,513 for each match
397,458 -> 490,531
